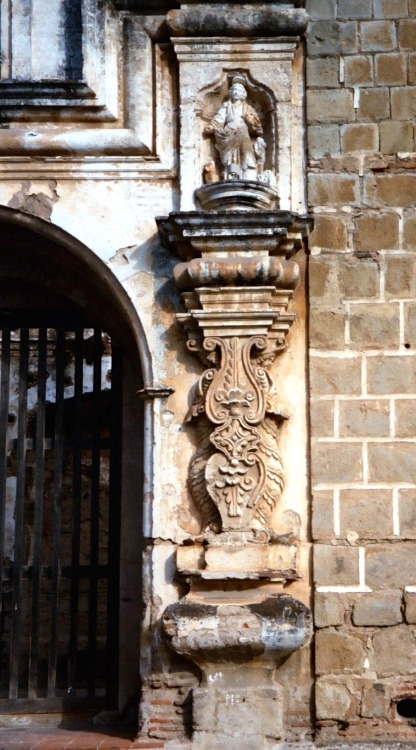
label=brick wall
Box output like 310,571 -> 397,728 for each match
307,0 -> 416,741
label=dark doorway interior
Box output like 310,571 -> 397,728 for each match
0,312 -> 123,714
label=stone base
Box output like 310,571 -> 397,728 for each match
195,180 -> 279,212
176,541 -> 298,580
193,685 -> 282,741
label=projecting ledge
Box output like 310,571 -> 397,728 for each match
177,538 -> 299,581
166,3 -> 308,38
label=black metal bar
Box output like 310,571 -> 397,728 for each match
9,327 -> 29,699
87,328 -> 102,696
47,328 -> 65,697
0,326 -> 11,695
28,327 -> 47,699
106,345 -> 123,708
67,327 -> 83,696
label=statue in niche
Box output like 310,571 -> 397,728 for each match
204,76 -> 271,184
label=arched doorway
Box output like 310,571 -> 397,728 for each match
0,208 -> 147,722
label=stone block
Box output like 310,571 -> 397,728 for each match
193,686 -> 283,739
365,174 -> 416,208
310,355 -> 362,395
395,401 -> 416,438
314,545 -> 360,586
315,680 -> 355,721
372,625 -> 416,677
352,591 -> 402,626
341,124 -> 378,153
338,258 -> 379,299
361,683 -> 392,720
307,58 -> 339,88
365,543 -> 416,589
349,302 -> 400,349
391,87 -> 416,120
309,214 -> 348,251
405,591 -> 416,623
315,629 -> 365,675
368,442 -> 416,484
339,489 -> 393,538
305,0 -> 336,19
379,121 -> 414,155
398,19 -> 416,49
385,257 -> 416,297
308,21 -> 358,56
409,53 -> 416,84
312,491 -> 335,541
373,0 -> 408,18
355,212 -> 399,251
177,543 -> 298,579
409,0 -> 416,12
344,55 -> 373,86
309,174 -> 360,206
339,400 -> 390,438
338,0 -> 372,19
307,89 -> 354,124
312,441 -> 363,484
367,355 -> 416,394
357,88 -> 390,122
309,308 -> 345,349
403,210 -> 416,250
314,593 -> 345,628
375,53 -> 407,85
308,125 -> 340,158
398,489 -> 416,537
361,21 -> 397,52
311,400 -> 335,438
309,256 -> 332,298
404,303 -> 416,350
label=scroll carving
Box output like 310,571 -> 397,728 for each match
186,333 -> 289,534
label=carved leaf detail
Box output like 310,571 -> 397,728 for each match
254,417 -> 285,528
188,417 -> 222,532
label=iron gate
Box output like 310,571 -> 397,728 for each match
0,311 -> 123,713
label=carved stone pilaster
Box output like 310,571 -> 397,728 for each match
157,209 -> 311,578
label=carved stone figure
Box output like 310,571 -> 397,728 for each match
205,76 -> 265,181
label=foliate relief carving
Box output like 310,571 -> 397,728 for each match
187,335 -> 289,534
203,75 -> 276,190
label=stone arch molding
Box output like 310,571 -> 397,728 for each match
0,205 -> 152,386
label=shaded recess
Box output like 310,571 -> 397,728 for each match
0,206 -> 151,385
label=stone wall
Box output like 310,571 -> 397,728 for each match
307,0 -> 416,741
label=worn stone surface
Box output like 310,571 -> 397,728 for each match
372,625 -> 416,677
352,592 -> 402,626
314,546 -> 360,587
338,401 -> 390,438
315,630 -> 365,675
315,680 -> 355,721
361,683 -> 392,719
307,0 -> 416,741
365,544 -> 416,589
312,491 -> 335,541
339,489 -> 393,538
314,593 -> 345,628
